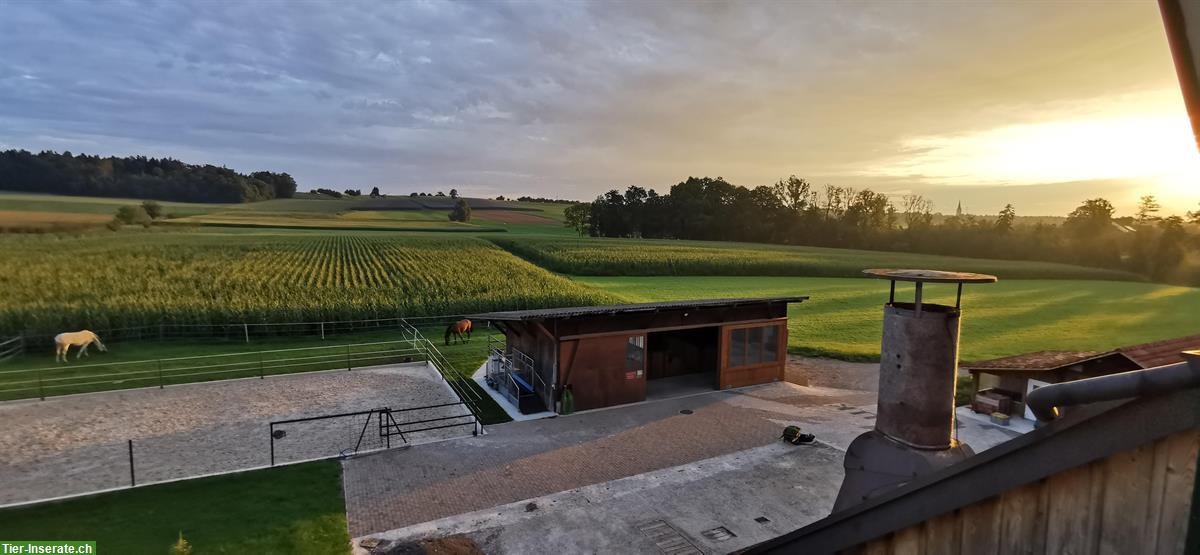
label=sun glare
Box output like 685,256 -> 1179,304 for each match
867,92 -> 1200,196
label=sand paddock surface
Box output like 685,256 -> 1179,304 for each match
0,363 -> 471,505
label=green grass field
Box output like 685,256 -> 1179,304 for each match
575,275 -> 1200,361
492,237 -> 1142,281
0,192 -> 569,233
0,232 -> 615,335
0,192 -> 226,217
0,461 -> 349,555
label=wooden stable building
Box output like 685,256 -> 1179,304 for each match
472,297 -> 805,413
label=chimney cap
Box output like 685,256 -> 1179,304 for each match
863,269 -> 998,284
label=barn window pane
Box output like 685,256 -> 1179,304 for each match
626,335 -> 644,372
729,328 -> 747,367
748,327 -> 764,364
763,325 -> 779,362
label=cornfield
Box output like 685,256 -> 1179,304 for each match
0,232 -> 615,335
491,237 -> 1142,281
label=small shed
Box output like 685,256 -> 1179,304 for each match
964,333 -> 1200,420
471,297 -> 806,413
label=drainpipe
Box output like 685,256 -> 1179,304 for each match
1026,351 -> 1200,422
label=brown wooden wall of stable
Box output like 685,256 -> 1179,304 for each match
852,429 -> 1199,555
559,334 -> 645,411
718,319 -> 788,389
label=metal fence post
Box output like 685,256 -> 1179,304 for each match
128,439 -> 135,486
37,366 -> 44,401
320,321 -> 325,340
259,353 -> 264,379
346,345 -> 352,371
269,424 -> 276,467
244,323 -> 250,344
157,359 -> 163,389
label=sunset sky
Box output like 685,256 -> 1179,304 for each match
1,1 -> 1196,215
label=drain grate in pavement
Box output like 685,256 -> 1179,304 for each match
636,520 -> 703,555
754,516 -> 771,524
701,526 -> 737,542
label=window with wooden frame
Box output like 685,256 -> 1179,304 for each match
727,324 -> 781,368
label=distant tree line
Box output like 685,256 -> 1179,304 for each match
566,176 -> 1200,285
0,149 -> 297,203
511,196 -> 575,204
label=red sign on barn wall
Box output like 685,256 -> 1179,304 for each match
625,371 -> 637,380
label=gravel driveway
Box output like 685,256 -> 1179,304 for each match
0,362 -> 469,506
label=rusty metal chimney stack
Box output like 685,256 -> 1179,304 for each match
832,269 -> 997,512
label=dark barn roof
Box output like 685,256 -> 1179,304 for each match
469,297 -> 807,322
963,350 -> 1112,372
1118,333 -> 1200,368
964,333 -> 1200,373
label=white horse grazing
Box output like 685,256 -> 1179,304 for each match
54,330 -> 106,362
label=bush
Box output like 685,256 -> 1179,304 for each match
449,199 -> 472,222
141,201 -> 163,220
114,205 -> 151,226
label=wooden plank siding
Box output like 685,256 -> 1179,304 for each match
558,334 -> 646,411
717,318 -> 788,389
856,429 -> 1199,555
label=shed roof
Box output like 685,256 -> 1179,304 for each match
962,350 -> 1112,372
468,297 -> 807,322
1118,333 -> 1200,368
963,333 -> 1200,373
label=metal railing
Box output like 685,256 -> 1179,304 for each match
398,319 -> 489,428
0,339 -> 426,401
485,338 -> 547,411
268,401 -> 479,466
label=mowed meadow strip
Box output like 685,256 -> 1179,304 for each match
0,232 -> 616,335
491,237 -> 1143,281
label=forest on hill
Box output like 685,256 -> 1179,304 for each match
0,149 -> 297,203
565,176 -> 1200,285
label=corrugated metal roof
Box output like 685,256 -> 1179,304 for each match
468,297 -> 807,321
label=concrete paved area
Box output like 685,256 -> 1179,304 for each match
342,380 -> 881,537
0,362 -> 465,505
354,441 -> 845,555
343,358 -> 1024,552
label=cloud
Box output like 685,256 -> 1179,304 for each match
0,0 -> 1191,210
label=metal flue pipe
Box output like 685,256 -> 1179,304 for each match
1026,352 -> 1200,422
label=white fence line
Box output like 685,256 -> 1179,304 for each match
0,339 -> 428,401
11,313 -> 489,347
0,336 -> 23,364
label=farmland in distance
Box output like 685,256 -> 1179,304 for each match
0,231 -> 615,336
491,236 -> 1142,281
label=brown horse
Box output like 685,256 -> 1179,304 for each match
444,319 -> 472,345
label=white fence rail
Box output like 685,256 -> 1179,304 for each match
0,339 -> 426,402
12,313 -> 484,347
0,336 -> 22,364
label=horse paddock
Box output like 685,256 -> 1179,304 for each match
0,362 -> 471,506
